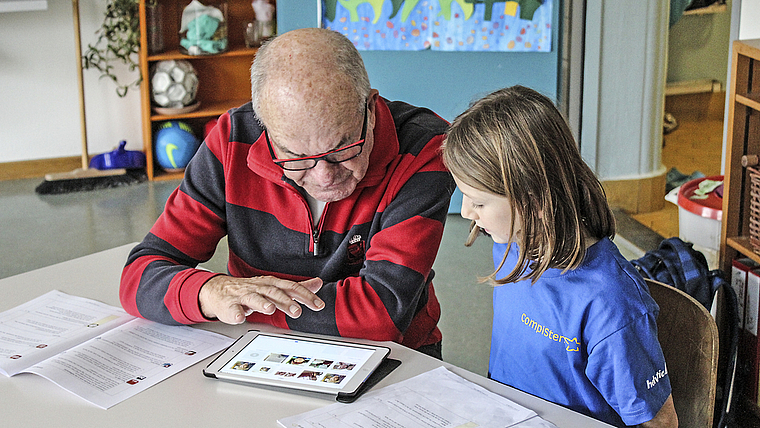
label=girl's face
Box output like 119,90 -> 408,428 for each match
453,175 -> 522,244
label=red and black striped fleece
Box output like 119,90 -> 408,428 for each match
120,97 -> 455,350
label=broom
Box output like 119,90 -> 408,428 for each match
35,0 -> 145,195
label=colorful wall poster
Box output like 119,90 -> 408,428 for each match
321,0 -> 552,52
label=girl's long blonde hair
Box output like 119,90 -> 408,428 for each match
443,86 -> 615,284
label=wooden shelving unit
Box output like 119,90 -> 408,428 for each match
138,0 -> 257,180
720,39 -> 760,274
720,38 -> 760,422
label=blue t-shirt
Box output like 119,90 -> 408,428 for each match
489,238 -> 671,427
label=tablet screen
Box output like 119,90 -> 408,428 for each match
215,332 -> 381,391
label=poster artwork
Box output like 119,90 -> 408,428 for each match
322,0 -> 553,52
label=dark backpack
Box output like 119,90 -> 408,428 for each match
631,237 -> 740,428
632,237 -> 720,309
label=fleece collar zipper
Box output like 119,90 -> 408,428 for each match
310,201 -> 328,257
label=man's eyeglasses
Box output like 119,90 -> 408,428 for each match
265,103 -> 368,171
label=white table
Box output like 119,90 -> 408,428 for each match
0,243 -> 612,427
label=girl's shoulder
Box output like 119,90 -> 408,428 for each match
574,237 -> 658,311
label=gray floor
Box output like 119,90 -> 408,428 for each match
0,177 -> 647,377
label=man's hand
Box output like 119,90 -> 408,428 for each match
199,275 -> 325,325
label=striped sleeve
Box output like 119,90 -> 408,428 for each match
120,115 -> 233,324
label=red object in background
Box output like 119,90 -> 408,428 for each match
204,118 -> 219,139
677,175 -> 724,221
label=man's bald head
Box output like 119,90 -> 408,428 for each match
250,28 -> 370,127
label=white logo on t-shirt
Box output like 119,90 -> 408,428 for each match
646,366 -> 668,389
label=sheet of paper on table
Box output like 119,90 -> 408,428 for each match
278,366 -> 559,428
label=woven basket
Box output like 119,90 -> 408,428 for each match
749,166 -> 760,252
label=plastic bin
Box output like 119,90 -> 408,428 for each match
676,175 -> 723,268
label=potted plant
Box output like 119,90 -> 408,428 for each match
82,0 -> 157,97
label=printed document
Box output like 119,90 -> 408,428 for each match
278,366 -> 559,428
0,290 -> 233,409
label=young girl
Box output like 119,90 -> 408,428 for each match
442,86 -> 677,428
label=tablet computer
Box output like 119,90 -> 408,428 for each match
203,330 -> 391,400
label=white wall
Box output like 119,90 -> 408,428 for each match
0,1 -> 142,164
740,0 -> 760,39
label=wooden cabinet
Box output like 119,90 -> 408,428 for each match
720,39 -> 760,421
138,0 -> 258,180
720,39 -> 760,274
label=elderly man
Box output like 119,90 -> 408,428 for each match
120,28 -> 454,358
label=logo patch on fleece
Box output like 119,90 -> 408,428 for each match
347,235 -> 365,266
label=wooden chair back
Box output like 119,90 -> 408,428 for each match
645,278 -> 719,428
